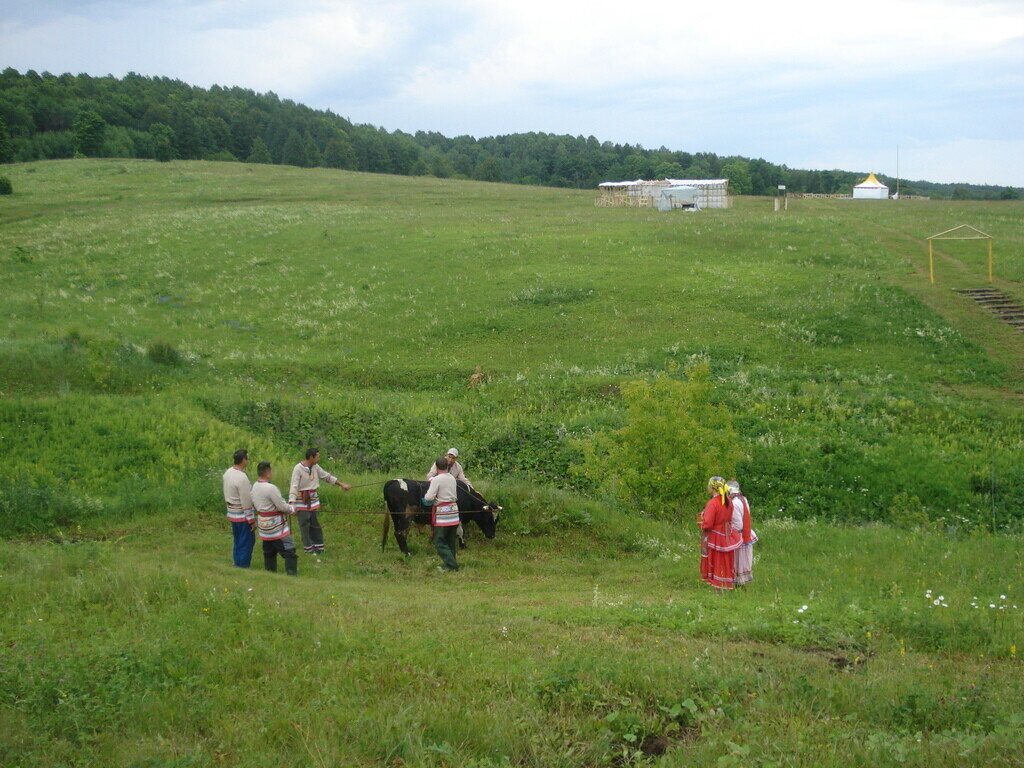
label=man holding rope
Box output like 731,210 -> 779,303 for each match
288,448 -> 351,556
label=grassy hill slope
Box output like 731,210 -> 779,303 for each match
1,160 -> 1023,766
0,159 -> 1022,530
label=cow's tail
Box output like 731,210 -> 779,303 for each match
381,511 -> 390,551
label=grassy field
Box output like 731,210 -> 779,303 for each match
2,515 -> 1022,767
1,159 -> 1022,527
1,159 -> 1023,766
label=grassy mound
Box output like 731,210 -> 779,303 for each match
1,158 -> 1023,765
0,159 -> 1022,532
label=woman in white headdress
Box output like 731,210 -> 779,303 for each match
728,479 -> 757,586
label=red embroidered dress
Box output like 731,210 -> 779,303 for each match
700,495 -> 742,589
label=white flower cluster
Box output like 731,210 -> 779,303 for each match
968,594 -> 1018,610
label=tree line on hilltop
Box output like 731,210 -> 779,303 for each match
0,68 -> 1019,201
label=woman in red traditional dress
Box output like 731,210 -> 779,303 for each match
699,476 -> 742,591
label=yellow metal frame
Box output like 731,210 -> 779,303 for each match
926,224 -> 994,284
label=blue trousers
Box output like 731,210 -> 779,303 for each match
231,521 -> 255,568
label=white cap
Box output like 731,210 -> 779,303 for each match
727,480 -> 740,494
446,448 -> 459,457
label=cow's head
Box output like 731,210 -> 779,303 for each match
475,502 -> 502,539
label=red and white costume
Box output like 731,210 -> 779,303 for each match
732,494 -> 758,585
700,495 -> 742,589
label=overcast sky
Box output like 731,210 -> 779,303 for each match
3,0 -> 1023,185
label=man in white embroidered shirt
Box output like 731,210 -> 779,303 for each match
426,448 -> 472,489
222,449 -> 255,568
252,462 -> 299,576
427,448 -> 472,546
424,456 -> 460,571
288,448 -> 351,555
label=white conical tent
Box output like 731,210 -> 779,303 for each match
853,172 -> 889,200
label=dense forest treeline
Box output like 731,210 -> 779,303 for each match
0,68 -> 1020,200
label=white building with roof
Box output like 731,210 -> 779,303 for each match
852,173 -> 889,200
597,178 -> 731,209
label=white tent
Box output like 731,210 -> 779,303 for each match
656,186 -> 699,211
596,178 -> 731,208
666,179 -> 731,208
853,173 -> 889,200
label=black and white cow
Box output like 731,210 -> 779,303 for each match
381,478 -> 500,555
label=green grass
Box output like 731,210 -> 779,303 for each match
1,159 -> 1021,528
1,515 -> 1022,767
1,159 -> 1023,765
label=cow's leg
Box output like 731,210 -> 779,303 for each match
408,505 -> 430,537
457,523 -> 466,549
392,514 -> 412,557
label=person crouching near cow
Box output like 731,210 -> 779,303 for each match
252,462 -> 299,576
288,448 -> 351,556
427,447 -> 471,547
424,456 -> 460,571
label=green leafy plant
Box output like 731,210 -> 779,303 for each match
147,340 -> 182,366
573,363 -> 744,516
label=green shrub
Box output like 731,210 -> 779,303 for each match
889,490 -> 930,528
0,176 -> 12,195
147,340 -> 182,366
572,363 -> 744,517
0,486 -> 98,535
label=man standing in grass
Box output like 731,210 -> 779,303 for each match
252,461 -> 299,576
288,448 -> 351,555
427,448 -> 471,546
222,449 -> 255,568
424,456 -> 461,571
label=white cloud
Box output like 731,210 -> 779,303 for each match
2,0 -> 1023,183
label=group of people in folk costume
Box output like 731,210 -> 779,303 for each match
698,476 -> 758,591
226,447 -> 755,583
221,447 -> 351,576
221,446 -> 474,575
